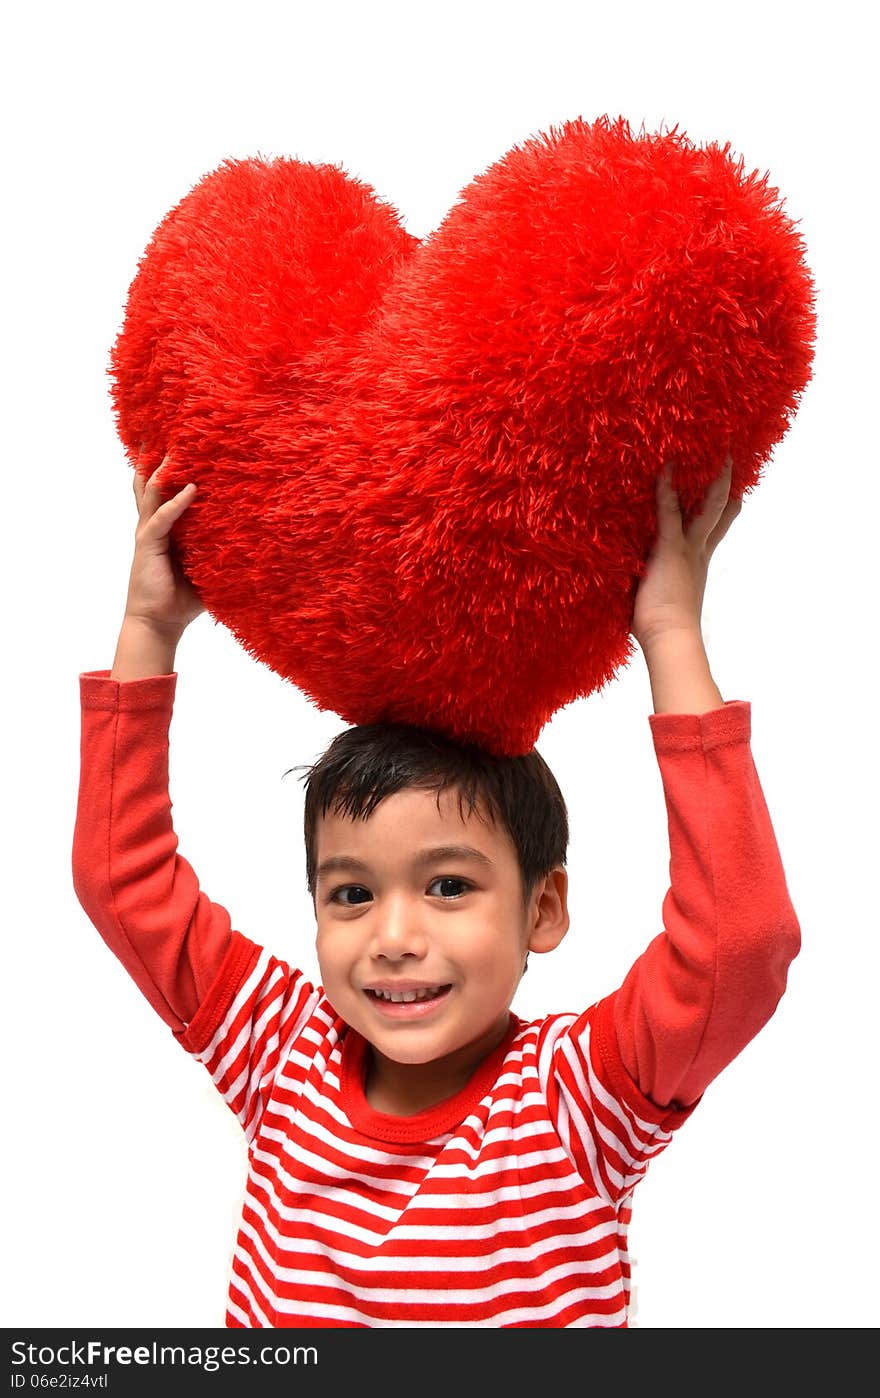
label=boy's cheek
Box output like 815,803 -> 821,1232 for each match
313,937 -> 345,994
318,973 -> 365,1030
460,934 -> 525,982
316,949 -> 348,994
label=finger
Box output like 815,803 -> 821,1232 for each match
133,447 -> 169,505
707,493 -> 743,550
656,464 -> 681,508
145,452 -> 173,490
690,459 -> 733,533
136,455 -> 175,517
133,448 -> 146,498
148,483 -> 198,532
133,442 -> 150,485
706,457 -> 733,498
139,494 -> 195,549
132,466 -> 152,511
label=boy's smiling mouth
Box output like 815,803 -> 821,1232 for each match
364,983 -> 453,1015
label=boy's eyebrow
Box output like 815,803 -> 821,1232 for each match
315,845 -> 494,881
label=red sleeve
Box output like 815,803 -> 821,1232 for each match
70,668 -> 248,1034
612,700 -> 801,1108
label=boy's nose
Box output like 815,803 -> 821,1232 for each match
370,897 -> 428,960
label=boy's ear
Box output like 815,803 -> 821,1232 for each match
527,867 -> 569,954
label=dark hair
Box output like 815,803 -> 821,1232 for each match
289,721 -> 568,908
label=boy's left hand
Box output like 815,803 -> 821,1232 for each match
631,453 -> 742,651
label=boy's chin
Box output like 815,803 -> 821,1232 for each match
362,1004 -> 514,1070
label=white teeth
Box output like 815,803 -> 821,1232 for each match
373,985 -> 445,1003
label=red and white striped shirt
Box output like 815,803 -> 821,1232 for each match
72,670 -> 801,1327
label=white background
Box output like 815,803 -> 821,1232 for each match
4,0 -> 878,1332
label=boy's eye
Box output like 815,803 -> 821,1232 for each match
428,877 -> 470,899
331,885 -> 372,906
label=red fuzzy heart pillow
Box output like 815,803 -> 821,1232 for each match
108,114 -> 816,754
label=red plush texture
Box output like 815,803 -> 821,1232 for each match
108,114 -> 817,754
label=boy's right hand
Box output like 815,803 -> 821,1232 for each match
121,453 -> 205,637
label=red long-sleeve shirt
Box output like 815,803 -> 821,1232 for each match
71,670 -> 800,1327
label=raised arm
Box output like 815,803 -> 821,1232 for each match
614,458 -> 801,1105
72,457 -> 244,1034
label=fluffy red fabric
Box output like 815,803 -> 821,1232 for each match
108,114 -> 816,754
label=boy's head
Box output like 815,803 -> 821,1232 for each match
297,722 -> 570,1092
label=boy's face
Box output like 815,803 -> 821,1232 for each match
313,785 -> 567,1099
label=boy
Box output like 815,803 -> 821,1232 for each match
72,454 -> 800,1328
